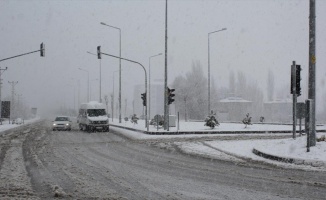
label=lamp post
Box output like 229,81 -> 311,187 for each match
87,51 -> 102,103
112,70 -> 119,121
78,68 -> 90,102
148,53 -> 162,122
100,22 -> 122,123
208,28 -> 226,115
98,49 -> 148,131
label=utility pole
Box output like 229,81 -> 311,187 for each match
184,96 -> 187,122
78,80 -> 80,110
0,67 -> 8,124
308,0 -> 316,146
125,98 -> 127,118
16,94 -> 22,118
8,81 -> 18,122
164,0 -> 169,130
111,94 -> 114,122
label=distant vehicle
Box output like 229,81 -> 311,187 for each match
52,116 -> 72,131
15,118 -> 24,125
77,101 -> 109,132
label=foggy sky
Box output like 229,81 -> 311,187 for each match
0,0 -> 325,116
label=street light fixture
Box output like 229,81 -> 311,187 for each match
78,68 -> 90,102
100,21 -> 122,123
208,28 -> 226,115
148,53 -> 162,122
87,51 -> 102,103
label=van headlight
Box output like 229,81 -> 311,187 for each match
53,123 -> 56,126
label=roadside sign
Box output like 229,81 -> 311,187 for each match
297,102 -> 305,119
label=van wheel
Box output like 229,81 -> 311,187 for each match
79,124 -> 83,131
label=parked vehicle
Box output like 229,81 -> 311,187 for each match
77,101 -> 109,132
52,116 -> 72,131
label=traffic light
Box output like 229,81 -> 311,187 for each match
290,65 -> 301,96
97,46 -> 101,59
141,92 -> 146,106
40,43 -> 45,57
296,65 -> 301,96
168,87 -> 175,105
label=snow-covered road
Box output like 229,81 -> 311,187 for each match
0,120 -> 325,199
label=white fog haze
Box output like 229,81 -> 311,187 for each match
0,0 -> 325,118
1,1 -> 326,199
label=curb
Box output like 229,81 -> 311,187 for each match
253,148 -> 326,168
109,124 -> 326,135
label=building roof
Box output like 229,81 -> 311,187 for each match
219,97 -> 252,103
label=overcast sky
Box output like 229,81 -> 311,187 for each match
0,0 -> 325,116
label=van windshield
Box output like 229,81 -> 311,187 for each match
87,109 -> 106,117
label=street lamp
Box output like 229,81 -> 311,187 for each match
101,21 -> 122,123
208,28 -> 226,115
148,53 -> 162,122
87,51 -> 102,103
78,68 -> 90,102
112,70 -> 119,121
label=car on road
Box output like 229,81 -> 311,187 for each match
52,116 -> 72,131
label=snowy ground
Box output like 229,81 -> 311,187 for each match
1,119 -> 325,199
109,119 -> 326,171
111,118 -> 326,133
0,117 -> 41,134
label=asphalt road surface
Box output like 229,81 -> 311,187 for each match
0,120 -> 325,199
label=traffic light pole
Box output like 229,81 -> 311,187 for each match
0,43 -> 44,62
164,0 -> 169,131
0,50 -> 40,62
99,51 -> 149,132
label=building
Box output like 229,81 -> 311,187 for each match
217,97 -> 252,122
264,99 -> 292,123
